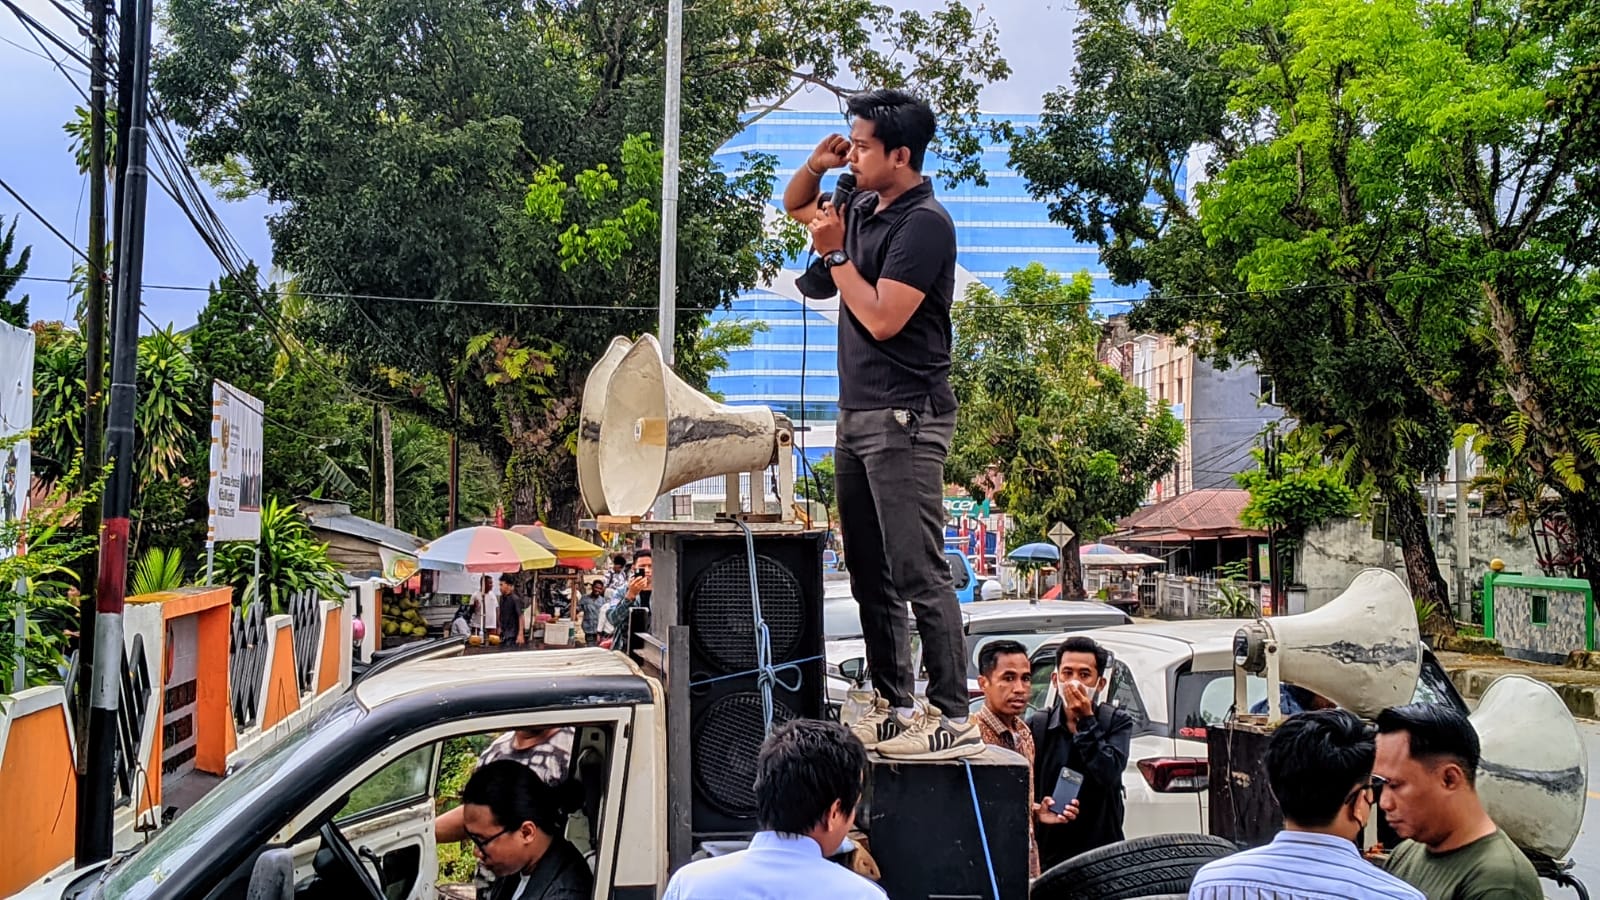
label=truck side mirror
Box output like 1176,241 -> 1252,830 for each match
245,848 -> 294,900
838,657 -> 865,685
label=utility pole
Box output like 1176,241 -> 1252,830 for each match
651,0 -> 683,523
447,384 -> 459,531
73,0 -> 110,861
81,0 -> 153,864
1263,425 -> 1282,614
1455,444 -> 1472,622
656,0 -> 683,366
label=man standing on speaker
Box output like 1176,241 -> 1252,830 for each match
783,88 -> 978,760
1028,636 -> 1133,870
1374,704 -> 1540,900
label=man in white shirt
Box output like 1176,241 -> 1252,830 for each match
663,719 -> 885,900
1189,709 -> 1425,900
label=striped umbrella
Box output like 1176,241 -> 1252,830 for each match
509,523 -> 606,570
417,526 -> 556,573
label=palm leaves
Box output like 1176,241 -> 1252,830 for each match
129,547 -> 187,596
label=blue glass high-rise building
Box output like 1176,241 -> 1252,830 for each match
703,111 -> 1160,467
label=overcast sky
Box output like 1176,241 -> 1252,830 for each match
0,0 -> 1077,331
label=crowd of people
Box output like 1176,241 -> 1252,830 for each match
453,550 -> 654,650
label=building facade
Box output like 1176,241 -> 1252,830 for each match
701,111 -> 1154,468
1100,318 -> 1281,500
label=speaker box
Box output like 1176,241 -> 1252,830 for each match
1207,721 -> 1280,848
861,749 -> 1031,900
651,530 -> 827,839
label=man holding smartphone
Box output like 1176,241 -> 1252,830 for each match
782,88 -> 977,761
1028,636 -> 1133,870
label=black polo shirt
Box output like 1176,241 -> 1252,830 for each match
838,177 -> 958,413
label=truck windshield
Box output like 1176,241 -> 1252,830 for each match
97,697 -> 365,899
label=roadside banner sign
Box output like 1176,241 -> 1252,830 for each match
207,380 -> 264,544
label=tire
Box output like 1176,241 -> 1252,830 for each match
1030,833 -> 1238,900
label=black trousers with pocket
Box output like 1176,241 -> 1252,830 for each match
834,404 -> 967,718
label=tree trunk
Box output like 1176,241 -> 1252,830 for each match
380,406 -> 395,529
1381,477 -> 1453,638
1059,533 -> 1087,601
1560,489 -> 1600,603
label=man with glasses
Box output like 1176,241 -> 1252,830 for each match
437,727 -> 576,897
1189,709 -> 1425,899
459,760 -> 591,900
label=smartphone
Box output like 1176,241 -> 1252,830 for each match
1050,767 -> 1085,816
634,569 -> 646,579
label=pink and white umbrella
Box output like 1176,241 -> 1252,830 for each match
417,526 -> 557,573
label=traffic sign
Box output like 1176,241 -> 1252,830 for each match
1048,522 -> 1074,546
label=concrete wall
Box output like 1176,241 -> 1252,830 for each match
1492,584 -> 1589,663
1189,359 -> 1278,491
1297,512 -> 1543,611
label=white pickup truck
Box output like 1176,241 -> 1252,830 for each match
16,649 -> 670,900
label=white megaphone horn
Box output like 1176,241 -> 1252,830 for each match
591,334 -> 795,520
1232,568 -> 1421,720
578,336 -> 635,517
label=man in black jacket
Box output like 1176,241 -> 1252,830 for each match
1028,636 -> 1133,871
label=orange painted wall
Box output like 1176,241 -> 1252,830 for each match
0,703 -> 78,897
195,603 -> 233,774
261,623 -> 301,730
318,606 -> 343,694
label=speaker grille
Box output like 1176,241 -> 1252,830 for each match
694,692 -> 798,819
688,553 -> 804,671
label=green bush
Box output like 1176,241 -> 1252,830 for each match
436,733 -> 493,884
212,498 -> 344,613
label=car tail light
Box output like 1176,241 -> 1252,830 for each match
1138,757 -> 1208,793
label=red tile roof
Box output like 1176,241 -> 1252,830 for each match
1114,489 -> 1266,540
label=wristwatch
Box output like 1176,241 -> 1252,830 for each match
822,249 -> 849,269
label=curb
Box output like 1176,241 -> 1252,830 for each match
1445,667 -> 1600,720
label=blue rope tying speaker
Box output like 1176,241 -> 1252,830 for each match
964,760 -> 1001,900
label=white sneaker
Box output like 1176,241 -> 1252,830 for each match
849,696 -> 912,749
841,687 -> 876,727
875,707 -> 984,760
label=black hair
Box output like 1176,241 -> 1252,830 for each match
633,548 -> 652,562
846,89 -> 937,172
1376,703 -> 1480,785
461,759 -> 581,838
613,554 -> 628,567
1266,709 -> 1376,827
978,639 -> 1030,677
755,719 -> 868,837
1056,636 -> 1109,677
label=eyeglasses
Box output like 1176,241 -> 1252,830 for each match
1346,774 -> 1388,806
466,827 -> 514,851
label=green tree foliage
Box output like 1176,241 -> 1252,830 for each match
212,499 -> 344,613
1011,0 -> 1474,617
796,453 -> 837,522
0,437 -> 101,691
0,216 -> 29,327
153,0 -> 1009,528
946,265 -> 1184,599
1235,441 -> 1357,539
31,323 -> 204,555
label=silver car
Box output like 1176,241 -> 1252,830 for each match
824,589 -> 1132,714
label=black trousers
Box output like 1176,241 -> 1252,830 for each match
834,404 -> 967,717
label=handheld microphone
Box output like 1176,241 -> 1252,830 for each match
831,172 -> 857,212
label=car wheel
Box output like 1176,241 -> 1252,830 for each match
1030,833 -> 1236,900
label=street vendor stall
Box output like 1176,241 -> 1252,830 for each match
512,522 -> 607,646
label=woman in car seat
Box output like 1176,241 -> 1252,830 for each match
459,760 -> 591,900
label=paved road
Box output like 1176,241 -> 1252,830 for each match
1562,719 -> 1600,898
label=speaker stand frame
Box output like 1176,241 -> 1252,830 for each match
713,420 -> 796,523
